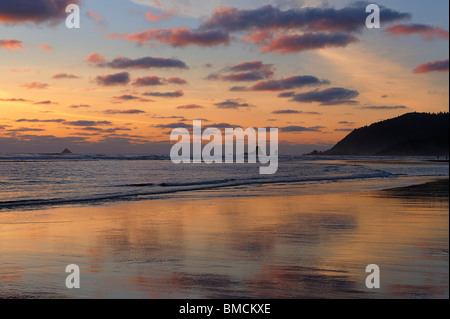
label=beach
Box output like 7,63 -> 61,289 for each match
0,176 -> 448,299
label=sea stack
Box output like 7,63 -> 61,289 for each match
61,148 -> 73,154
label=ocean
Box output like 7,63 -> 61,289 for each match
0,154 -> 448,299
0,154 -> 448,210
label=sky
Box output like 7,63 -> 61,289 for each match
0,0 -> 448,154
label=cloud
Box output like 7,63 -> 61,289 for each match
200,4 -> 410,33
0,98 -> 31,102
6,128 -> 45,132
261,32 -> 359,54
278,91 -> 296,98
87,10 -> 107,30
63,120 -> 112,127
103,109 -> 146,114
228,61 -> 272,72
34,100 -> 59,105
16,119 -> 65,123
143,90 -> 184,97
155,121 -> 240,130
11,69 -> 35,73
208,60 -> 274,82
214,99 -> 252,109
229,86 -> 248,92
385,24 -> 449,40
209,70 -> 274,82
132,76 -> 164,86
154,122 -> 192,129
272,109 -> 321,115
20,82 -> 49,89
358,105 -> 408,110
145,10 -> 174,22
106,27 -> 230,48
96,72 -> 130,86
0,0 -> 81,25
90,55 -> 188,69
176,104 -> 204,109
335,128 -> 354,132
413,59 -> 449,73
291,88 -> 359,105
52,73 -> 80,79
0,39 -> 24,50
338,121 -> 355,125
152,115 -> 185,120
40,43 -> 53,51
69,104 -> 91,108
85,52 -> 106,64
111,95 -> 153,102
167,77 -> 187,85
234,75 -> 329,91
271,110 -> 301,114
112,95 -> 140,101
242,29 -> 272,44
80,127 -> 131,133
280,126 -> 323,132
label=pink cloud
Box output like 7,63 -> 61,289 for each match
20,82 -> 49,89
0,39 -> 23,50
40,43 -> 53,51
85,52 -> 106,64
386,24 -> 449,40
106,27 -> 230,47
145,10 -> 174,22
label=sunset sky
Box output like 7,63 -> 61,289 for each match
0,0 -> 448,154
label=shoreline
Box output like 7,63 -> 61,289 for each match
0,175 -> 448,213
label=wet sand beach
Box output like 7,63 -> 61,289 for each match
0,179 -> 448,299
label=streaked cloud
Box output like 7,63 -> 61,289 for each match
167,77 -> 187,85
291,88 -> 359,105
214,99 -> 253,109
413,60 -> 449,73
176,104 -> 204,109
0,39 -> 23,50
106,27 -> 230,48
280,126 -> 324,132
261,33 -> 359,54
20,82 -> 49,89
200,4 -> 410,33
132,76 -> 164,86
145,10 -> 175,22
96,72 -> 130,86
88,55 -> 189,69
272,110 -> 320,115
358,105 -> 408,110
103,109 -> 146,114
385,24 -> 449,40
143,90 -> 184,97
52,73 -> 80,79
63,120 -> 113,127
233,75 -> 329,91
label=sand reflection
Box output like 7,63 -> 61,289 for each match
0,186 -> 448,298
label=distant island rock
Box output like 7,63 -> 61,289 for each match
40,148 -> 73,156
306,112 -> 449,156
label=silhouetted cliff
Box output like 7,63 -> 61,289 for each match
310,112 -> 449,156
